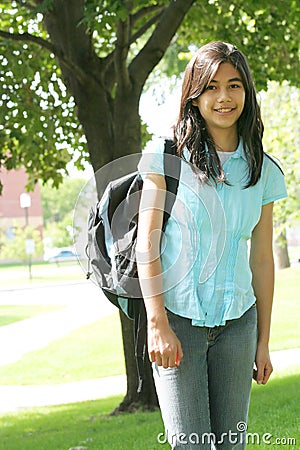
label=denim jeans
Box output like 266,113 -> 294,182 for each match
154,304 -> 257,449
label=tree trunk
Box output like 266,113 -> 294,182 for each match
274,228 -> 290,269
111,311 -> 158,415
39,0 -> 194,413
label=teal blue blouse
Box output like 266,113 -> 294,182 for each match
138,137 -> 288,327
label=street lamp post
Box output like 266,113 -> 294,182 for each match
19,193 -> 33,280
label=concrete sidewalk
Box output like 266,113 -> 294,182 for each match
0,281 -> 123,414
0,348 -> 299,415
0,375 -> 127,414
0,281 -> 116,366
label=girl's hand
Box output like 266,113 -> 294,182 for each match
253,342 -> 273,385
148,321 -> 183,369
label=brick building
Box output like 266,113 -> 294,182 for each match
0,167 -> 43,239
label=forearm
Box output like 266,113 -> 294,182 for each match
250,256 -> 274,345
136,173 -> 168,325
136,256 -> 168,326
249,203 -> 275,384
136,249 -> 183,367
250,202 -> 275,346
136,175 -> 183,367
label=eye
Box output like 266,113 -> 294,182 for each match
205,85 -> 216,91
230,83 -> 242,89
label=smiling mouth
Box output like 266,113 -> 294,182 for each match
215,107 -> 235,113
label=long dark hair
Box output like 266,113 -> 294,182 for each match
174,41 -> 264,187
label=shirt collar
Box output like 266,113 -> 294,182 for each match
184,138 -> 247,161
230,139 -> 247,160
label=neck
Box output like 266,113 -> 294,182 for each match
209,128 -> 239,152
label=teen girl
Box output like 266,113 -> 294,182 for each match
136,42 -> 287,449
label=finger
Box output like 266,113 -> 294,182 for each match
165,356 -> 174,368
262,364 -> 273,385
256,364 -> 264,385
162,358 -> 170,369
155,354 -> 163,366
164,348 -> 183,368
162,350 -> 174,368
176,344 -> 184,365
149,351 -> 156,363
175,352 -> 183,366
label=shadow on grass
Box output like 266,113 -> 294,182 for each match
0,375 -> 299,450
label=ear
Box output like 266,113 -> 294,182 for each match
191,98 -> 198,107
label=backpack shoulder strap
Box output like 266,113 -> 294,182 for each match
163,139 -> 181,228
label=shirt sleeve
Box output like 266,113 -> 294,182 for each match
262,154 -> 288,205
137,137 -> 165,179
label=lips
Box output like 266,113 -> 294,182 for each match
215,107 -> 235,113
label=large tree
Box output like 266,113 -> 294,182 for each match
0,0 -> 299,410
261,81 -> 300,268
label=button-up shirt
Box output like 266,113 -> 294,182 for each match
138,137 -> 287,327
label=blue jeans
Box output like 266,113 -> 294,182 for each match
154,304 -> 257,449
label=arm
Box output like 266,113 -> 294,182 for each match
249,202 -> 274,384
136,173 -> 183,368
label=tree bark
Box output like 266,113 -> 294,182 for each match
274,229 -> 290,269
111,311 -> 158,414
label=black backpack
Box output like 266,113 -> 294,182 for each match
86,139 -> 181,391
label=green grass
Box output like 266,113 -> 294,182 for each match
0,305 -> 62,327
0,313 -> 125,385
0,266 -> 298,385
248,371 -> 300,449
0,261 -> 84,287
0,266 -> 298,449
0,370 -> 299,450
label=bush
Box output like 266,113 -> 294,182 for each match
0,225 -> 43,262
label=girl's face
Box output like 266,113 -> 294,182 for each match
192,62 -> 245,139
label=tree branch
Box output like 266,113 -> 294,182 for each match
130,4 -> 165,26
129,9 -> 164,45
0,30 -> 56,54
100,51 -> 116,93
115,16 -> 131,89
0,29 -> 99,87
129,0 -> 195,91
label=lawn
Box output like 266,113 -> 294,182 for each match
0,266 -> 298,385
0,266 -> 298,449
0,312 -> 125,385
0,261 -> 84,287
0,370 -> 299,450
0,305 -> 62,327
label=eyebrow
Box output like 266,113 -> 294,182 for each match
210,77 -> 243,83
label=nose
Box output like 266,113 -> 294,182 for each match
217,88 -> 231,103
